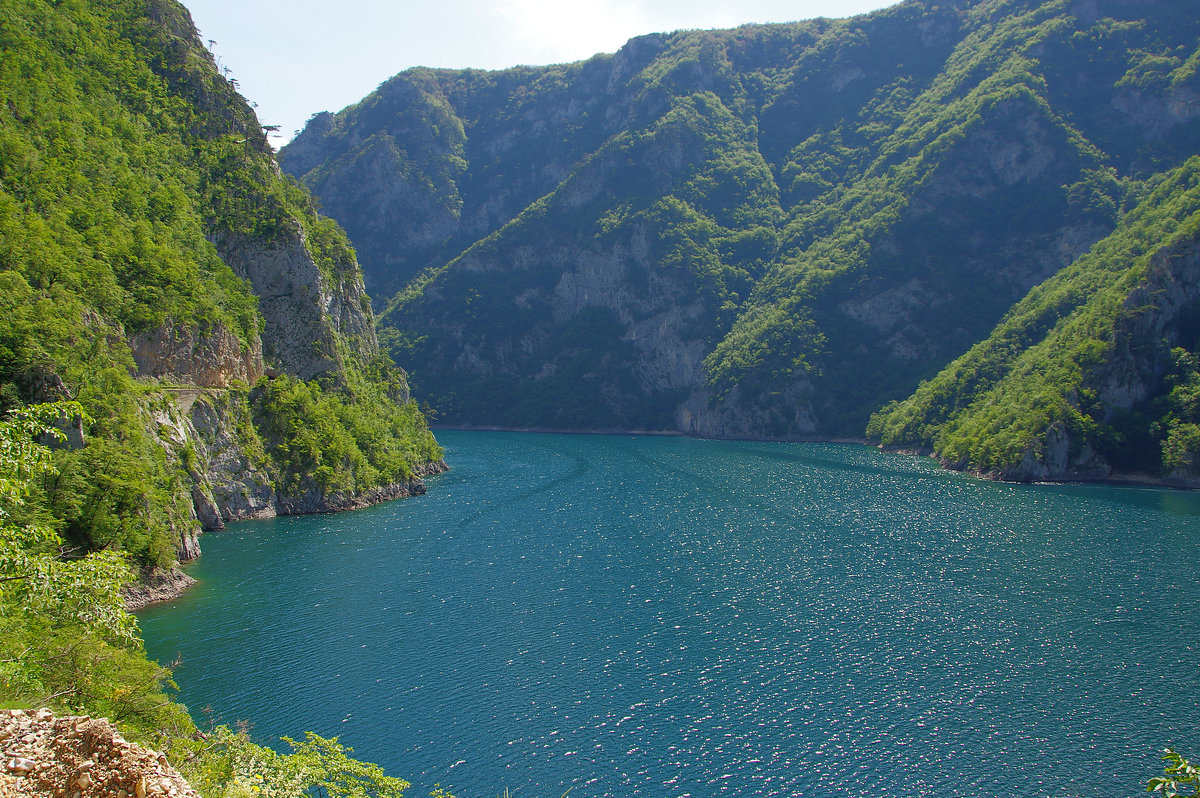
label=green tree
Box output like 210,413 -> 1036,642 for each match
190,726 -> 416,798
0,402 -> 134,644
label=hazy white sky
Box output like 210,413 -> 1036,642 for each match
183,0 -> 901,146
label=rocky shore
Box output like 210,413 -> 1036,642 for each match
123,459 -> 449,611
123,568 -> 198,612
0,709 -> 198,798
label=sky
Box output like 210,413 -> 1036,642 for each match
183,0 -> 902,147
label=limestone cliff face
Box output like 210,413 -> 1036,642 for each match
130,322 -> 263,387
211,220 -> 377,381
184,390 -> 276,527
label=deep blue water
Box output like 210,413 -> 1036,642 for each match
138,430 -> 1200,798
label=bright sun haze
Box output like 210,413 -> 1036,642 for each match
182,0 -> 900,146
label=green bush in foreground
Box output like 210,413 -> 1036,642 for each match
1149,749 -> 1200,796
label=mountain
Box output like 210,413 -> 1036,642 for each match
868,156 -> 1200,484
281,0 -> 1200,481
0,0 -> 443,581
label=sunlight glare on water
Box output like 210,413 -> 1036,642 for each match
139,430 -> 1200,798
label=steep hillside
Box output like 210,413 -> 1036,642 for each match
282,0 -> 1200,451
869,157 -> 1200,484
0,0 -> 443,581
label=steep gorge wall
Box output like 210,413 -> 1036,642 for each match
0,0 -> 444,601
284,0 -> 1200,445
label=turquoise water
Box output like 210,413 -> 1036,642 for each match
139,430 -> 1200,797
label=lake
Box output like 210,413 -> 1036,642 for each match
138,430 -> 1200,797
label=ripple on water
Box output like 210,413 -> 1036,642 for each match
139,431 -> 1200,798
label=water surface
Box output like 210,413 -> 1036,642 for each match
139,430 -> 1200,797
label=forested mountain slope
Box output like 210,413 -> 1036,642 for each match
283,0 -> 1200,482
869,157 -> 1200,484
0,0 -> 443,581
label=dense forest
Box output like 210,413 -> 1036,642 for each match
1,0 -> 440,791
284,0 -> 1200,485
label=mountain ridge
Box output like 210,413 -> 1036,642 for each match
283,0 -> 1200,482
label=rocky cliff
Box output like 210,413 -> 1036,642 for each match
282,0 -> 1200,466
210,220 -> 378,381
0,0 -> 444,598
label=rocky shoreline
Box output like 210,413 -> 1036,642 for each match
123,568 -> 198,612
124,459 -> 449,611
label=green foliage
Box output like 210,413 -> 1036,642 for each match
253,367 -> 442,497
0,0 -> 442,572
0,0 -> 260,345
187,728 -> 415,798
0,402 -> 193,750
868,157 -> 1200,476
0,403 -> 134,644
1149,749 -> 1200,797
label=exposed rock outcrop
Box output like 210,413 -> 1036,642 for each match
123,568 -> 198,612
0,709 -> 198,798
130,322 -> 263,387
185,391 -> 276,526
211,222 -> 377,381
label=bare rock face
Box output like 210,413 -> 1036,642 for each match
0,709 -> 199,798
185,392 -> 276,526
211,221 -> 377,381
143,388 -> 274,535
123,568 -> 198,611
130,322 -> 263,387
